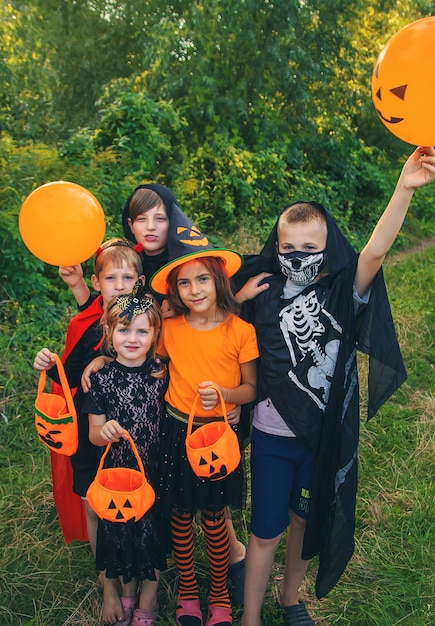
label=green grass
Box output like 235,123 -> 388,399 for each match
0,245 -> 434,625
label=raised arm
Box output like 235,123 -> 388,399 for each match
58,265 -> 91,307
355,146 -> 435,297
81,355 -> 113,392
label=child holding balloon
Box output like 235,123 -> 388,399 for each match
233,146 -> 435,626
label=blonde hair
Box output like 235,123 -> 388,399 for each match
93,237 -> 143,278
103,293 -> 165,379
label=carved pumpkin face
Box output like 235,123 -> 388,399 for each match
186,421 -> 241,481
371,17 -> 435,145
86,468 -> 156,523
35,421 -> 63,450
177,225 -> 209,247
196,449 -> 229,481
34,398 -> 78,456
106,496 -> 137,522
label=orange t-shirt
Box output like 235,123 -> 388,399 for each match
160,313 -> 259,417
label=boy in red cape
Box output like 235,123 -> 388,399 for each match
34,239 -> 143,551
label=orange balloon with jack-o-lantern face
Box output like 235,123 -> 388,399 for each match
371,16 -> 435,146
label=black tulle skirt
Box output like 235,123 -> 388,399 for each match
157,408 -> 245,518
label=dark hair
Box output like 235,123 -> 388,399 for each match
128,188 -> 166,223
166,256 -> 240,316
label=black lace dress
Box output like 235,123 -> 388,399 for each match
83,359 -> 169,582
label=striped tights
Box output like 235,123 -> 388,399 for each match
171,507 -> 231,607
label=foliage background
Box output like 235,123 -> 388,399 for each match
0,1 -> 434,624
2,0 -> 435,311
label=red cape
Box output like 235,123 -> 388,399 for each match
50,296 -> 104,543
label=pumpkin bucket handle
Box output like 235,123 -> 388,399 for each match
34,353 -> 78,455
97,429 -> 146,477
37,353 -> 76,418
185,385 -> 241,481
186,384 -> 228,439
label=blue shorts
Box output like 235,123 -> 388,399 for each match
250,427 -> 315,539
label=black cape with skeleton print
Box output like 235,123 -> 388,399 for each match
235,202 -> 406,599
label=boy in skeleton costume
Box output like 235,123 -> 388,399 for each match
236,146 -> 435,626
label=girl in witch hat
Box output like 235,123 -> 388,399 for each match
149,238 -> 259,626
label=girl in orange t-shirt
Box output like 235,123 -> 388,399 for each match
151,253 -> 259,626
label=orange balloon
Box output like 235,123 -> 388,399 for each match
371,16 -> 435,145
19,181 -> 106,265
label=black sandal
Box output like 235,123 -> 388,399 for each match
278,600 -> 315,625
228,556 -> 245,606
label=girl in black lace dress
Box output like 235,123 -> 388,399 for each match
84,287 -> 168,626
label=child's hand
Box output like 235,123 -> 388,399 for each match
81,356 -> 113,392
401,146 -> 435,190
227,404 -> 241,425
235,272 -> 272,303
58,265 -> 84,288
197,382 -> 219,411
99,420 -> 127,443
59,265 -> 90,307
33,348 -> 55,371
197,381 -> 222,411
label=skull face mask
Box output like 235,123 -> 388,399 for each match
278,249 -> 328,286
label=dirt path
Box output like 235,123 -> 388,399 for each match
386,237 -> 435,265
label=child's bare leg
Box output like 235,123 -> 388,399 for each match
137,572 -> 160,611
279,511 -> 309,607
116,577 -> 138,625
84,500 -> 98,557
241,532 -> 281,626
120,577 -> 138,599
225,508 -> 246,565
102,574 -> 123,624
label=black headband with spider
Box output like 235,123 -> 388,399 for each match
116,283 -> 154,322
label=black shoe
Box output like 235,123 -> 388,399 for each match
228,556 -> 245,606
278,601 -> 315,625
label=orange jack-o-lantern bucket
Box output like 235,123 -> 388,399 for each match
86,431 -> 155,523
34,353 -> 78,456
185,385 -> 241,481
